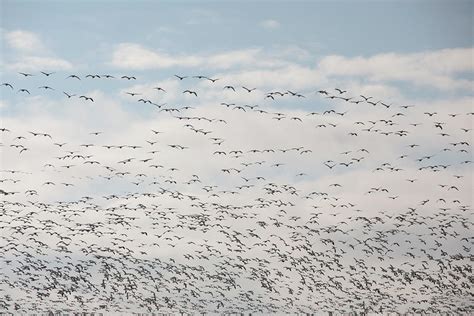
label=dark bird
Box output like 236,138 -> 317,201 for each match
19,72 -> 34,77
242,87 -> 256,93
66,74 -> 81,80
79,95 -> 94,102
2,83 -> 14,89
183,90 -> 198,97
125,92 -> 141,97
38,86 -> 54,90
63,92 -> 76,98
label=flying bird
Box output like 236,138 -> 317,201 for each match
2,83 -> 14,89
66,74 -> 81,80
183,90 -> 198,97
242,87 -> 256,93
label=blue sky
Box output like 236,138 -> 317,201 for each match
2,0 -> 473,64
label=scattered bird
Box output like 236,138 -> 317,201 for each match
19,72 -> 34,77
0,70 -> 471,316
183,90 -> 198,96
125,92 -> 141,96
242,86 -> 256,93
79,95 -> 94,102
2,83 -> 14,89
63,92 -> 76,98
66,74 -> 81,80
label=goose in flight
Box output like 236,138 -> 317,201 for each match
63,92 -> 76,98
174,75 -> 187,80
66,74 -> 81,80
233,106 -> 246,112
242,86 -> 256,93
79,95 -> 94,102
183,90 -> 198,97
2,83 -> 13,89
38,86 -> 54,90
125,92 -> 141,96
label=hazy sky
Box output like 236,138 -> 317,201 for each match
0,1 -> 473,314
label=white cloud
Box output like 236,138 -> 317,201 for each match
260,19 -> 280,30
4,30 -> 45,52
3,30 -> 73,72
110,44 -> 289,70
208,48 -> 263,69
110,43 -> 202,69
208,48 -> 292,69
317,48 -> 474,91
7,56 -> 73,71
109,44 -> 473,94
212,64 -> 325,91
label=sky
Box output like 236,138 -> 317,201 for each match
0,0 -> 473,315
2,1 -> 473,56
1,0 -> 473,104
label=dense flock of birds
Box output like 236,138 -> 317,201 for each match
0,71 -> 473,315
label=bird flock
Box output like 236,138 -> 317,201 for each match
0,70 -> 473,315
